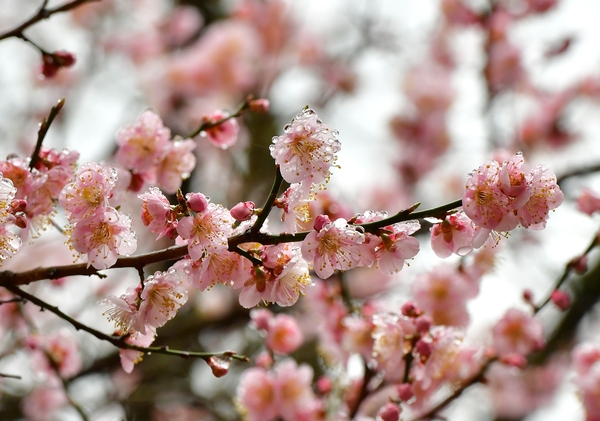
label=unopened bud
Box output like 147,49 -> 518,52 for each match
401,301 -> 421,318
397,383 -> 414,402
41,51 -> 76,78
550,290 -> 571,311
186,192 -> 208,213
230,201 -> 255,221
207,355 -> 230,378
501,353 -> 527,368
378,402 -> 402,421
416,338 -> 433,358
415,315 -> 432,333
569,255 -> 588,275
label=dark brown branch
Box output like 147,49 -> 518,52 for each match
29,98 -> 65,169
0,0 -> 101,41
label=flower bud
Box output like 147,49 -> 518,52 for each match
249,98 -> 270,113
186,192 -> 208,213
397,383 -> 414,402
415,315 -> 433,333
313,214 -> 331,231
416,338 -> 433,358
401,301 -> 421,317
377,402 -> 401,421
230,201 -> 255,222
550,290 -> 571,311
207,355 -> 230,378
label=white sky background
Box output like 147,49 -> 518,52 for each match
2,0 -> 600,420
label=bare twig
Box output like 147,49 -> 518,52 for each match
0,0 -> 101,42
30,98 -> 66,169
186,95 -> 254,139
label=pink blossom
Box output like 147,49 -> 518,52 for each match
430,212 -> 486,258
578,188 -> 600,215
517,165 -> 563,229
270,108 -> 341,184
41,331 -> 82,379
274,359 -> 319,421
412,265 -> 474,327
71,207 -> 137,270
373,221 -> 420,275
156,137 -> 196,194
463,160 -> 511,229
203,110 -> 240,149
492,308 -> 544,357
238,266 -> 275,309
550,290 -> 570,311
102,285 -> 143,334
266,314 -> 303,355
302,217 -> 374,279
0,156 -> 33,199
59,162 -> 117,221
139,186 -> 177,239
237,367 -> 279,421
22,386 -> 68,421
176,202 -> 234,261
264,244 -> 312,307
371,312 -> 416,382
186,192 -> 208,213
250,308 -> 273,331
277,181 -> 316,234
120,330 -> 155,374
116,110 -> 171,173
138,268 -> 188,334
341,315 -> 374,361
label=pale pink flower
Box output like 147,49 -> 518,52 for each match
573,343 -> 600,376
138,268 -> 188,334
266,314 -> 303,355
0,217 -> 22,263
176,247 -> 248,291
277,181 -> 316,234
237,367 -> 279,421
270,108 -> 341,184
0,156 -> 34,199
59,162 -> 117,221
578,188 -> 600,215
176,202 -> 234,261
463,160 -> 510,229
301,217 -> 371,279
274,359 -> 319,421
498,153 -> 532,203
156,138 -> 196,194
486,40 -> 524,92
0,173 -> 17,211
71,207 -> 137,270
492,308 -> 544,357
517,165 -> 564,229
120,330 -> 155,374
41,331 -> 82,379
263,244 -> 312,307
203,110 -> 240,149
371,312 -> 416,382
238,266 -> 275,309
412,265 -> 474,327
430,212 -> 490,258
373,221 -> 420,275
116,110 -> 171,173
102,285 -> 143,334
341,315 -> 375,361
22,386 -> 68,421
138,186 -> 177,239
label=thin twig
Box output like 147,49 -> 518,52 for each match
0,0 -> 101,41
6,284 -> 249,363
30,98 -> 66,169
250,165 -> 283,235
185,95 -> 254,139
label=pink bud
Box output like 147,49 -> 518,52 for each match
522,289 -> 534,304
207,355 -> 230,378
186,192 -> 208,213
569,255 -> 588,275
416,338 -> 433,358
249,98 -> 270,113
254,351 -> 273,369
9,199 -> 27,213
128,172 -> 145,192
415,315 -> 432,333
378,402 -> 402,421
397,383 -> 414,402
550,290 -> 571,311
313,214 -> 331,231
401,301 -> 421,318
15,215 -> 28,229
317,376 -> 333,394
230,201 -> 255,222
41,51 -> 76,78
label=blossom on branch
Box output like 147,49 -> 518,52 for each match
270,108 -> 341,184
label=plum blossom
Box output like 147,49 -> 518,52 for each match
237,367 -> 279,421
371,312 -> 416,382
430,212 -> 490,258
573,343 -> 600,420
276,181 -> 316,234
119,330 -> 155,374
156,137 -> 196,194
139,186 -> 177,239
265,314 -> 303,355
59,162 -> 117,221
578,187 -> 600,215
301,216 -> 373,279
492,308 -> 544,357
116,110 -> 170,173
270,108 -> 341,184
373,221 -> 420,275
137,268 -> 188,334
463,160 -> 510,229
176,202 -> 234,261
102,285 -> 143,334
202,110 -> 240,149
517,165 -> 564,229
71,207 -> 137,270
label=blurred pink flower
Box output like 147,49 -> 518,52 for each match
203,110 -> 240,149
266,314 -> 303,354
492,308 -> 544,357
